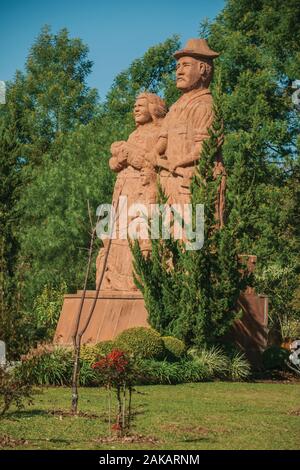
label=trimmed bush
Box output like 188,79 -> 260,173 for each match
80,344 -> 99,364
114,327 -> 165,360
162,336 -> 186,361
81,341 -> 115,365
262,346 -> 290,370
95,340 -> 115,357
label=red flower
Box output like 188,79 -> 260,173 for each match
92,349 -> 129,374
111,423 -> 121,431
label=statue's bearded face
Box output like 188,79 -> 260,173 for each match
176,56 -> 206,91
134,97 -> 152,125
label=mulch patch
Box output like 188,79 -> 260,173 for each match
0,435 -> 28,448
48,409 -> 102,419
288,409 -> 300,416
161,423 -> 210,435
93,434 -> 161,444
252,370 -> 300,384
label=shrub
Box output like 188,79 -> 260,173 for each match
93,350 -> 138,436
79,359 -> 99,386
162,336 -> 186,361
262,346 -> 290,370
227,352 -> 251,381
180,359 -> 211,382
135,358 -> 213,384
95,340 -> 115,357
32,283 -> 67,339
136,359 -> 184,384
16,344 -> 73,386
0,366 -> 34,417
188,346 -> 229,378
81,341 -> 116,365
16,342 -> 119,387
114,327 -> 165,360
80,344 -> 98,364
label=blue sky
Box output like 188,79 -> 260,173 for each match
1,0 -> 225,99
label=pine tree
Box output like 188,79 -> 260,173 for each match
132,88 -> 248,347
206,0 -> 300,337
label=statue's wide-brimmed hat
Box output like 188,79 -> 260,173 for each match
174,38 -> 219,60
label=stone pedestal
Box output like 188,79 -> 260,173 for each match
230,292 -> 268,365
54,290 -> 148,345
54,289 -> 268,365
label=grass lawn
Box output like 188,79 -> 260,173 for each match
0,382 -> 299,450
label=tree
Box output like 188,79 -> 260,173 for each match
10,25 -> 98,166
0,113 -> 24,355
1,26 -> 99,352
11,33 -> 183,348
205,0 -> 300,337
132,91 -> 248,347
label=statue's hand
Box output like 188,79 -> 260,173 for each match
156,157 -> 172,172
109,157 -> 124,172
117,145 -> 129,165
110,140 -> 127,154
110,141 -> 128,170
127,153 -> 144,170
144,150 -> 159,166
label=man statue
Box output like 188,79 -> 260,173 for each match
96,92 -> 167,291
153,38 -> 226,227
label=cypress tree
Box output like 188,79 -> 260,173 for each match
132,85 -> 248,347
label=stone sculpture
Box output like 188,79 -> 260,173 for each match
153,38 -> 226,227
55,39 -> 268,361
95,92 -> 167,291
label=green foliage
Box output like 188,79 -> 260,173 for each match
78,360 -> 99,386
188,346 -> 229,378
16,341 -> 250,387
0,366 -> 34,417
81,340 -> 115,364
1,26 -> 100,355
2,32 -> 183,355
135,359 -> 185,385
31,282 -> 67,339
188,345 -> 251,381
262,346 -> 290,371
207,0 -> 300,340
2,2 -> 300,358
255,264 -> 300,342
114,327 -> 165,360
80,344 -> 99,365
162,336 -> 186,361
16,344 -> 74,386
0,112 -> 24,359
179,360 -> 212,383
135,356 -> 234,385
105,35 -> 180,120
95,340 -> 115,357
132,94 -> 246,347
17,121 -> 113,306
10,25 -> 98,163
227,352 -> 251,381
